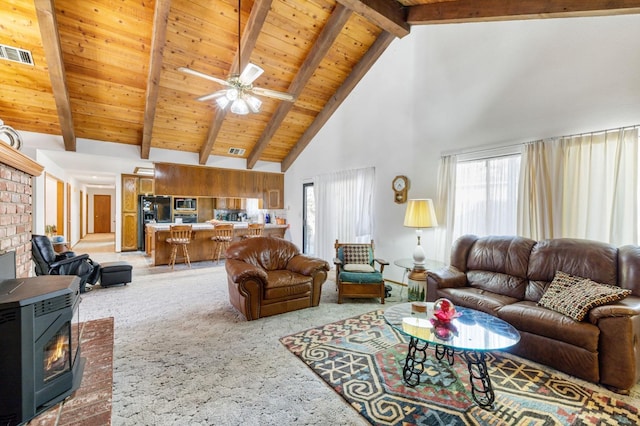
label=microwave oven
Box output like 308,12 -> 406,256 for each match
174,198 -> 197,210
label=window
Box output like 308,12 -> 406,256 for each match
452,154 -> 521,241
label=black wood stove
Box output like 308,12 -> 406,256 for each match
0,274 -> 84,426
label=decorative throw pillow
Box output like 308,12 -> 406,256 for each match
343,245 -> 370,265
538,271 -> 631,321
344,264 -> 375,273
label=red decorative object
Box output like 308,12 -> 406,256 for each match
430,319 -> 458,340
433,298 -> 461,323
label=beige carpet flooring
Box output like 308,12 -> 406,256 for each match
74,234 -> 402,425
73,234 -> 640,425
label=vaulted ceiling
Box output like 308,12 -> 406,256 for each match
2,0 -> 639,172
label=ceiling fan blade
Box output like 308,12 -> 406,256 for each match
238,63 -> 264,85
178,66 -> 230,87
251,86 -> 295,102
196,90 -> 228,102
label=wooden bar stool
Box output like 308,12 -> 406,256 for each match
242,223 -> 264,239
166,224 -> 192,269
211,224 -> 234,264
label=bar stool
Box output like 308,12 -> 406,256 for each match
242,223 -> 264,239
166,224 -> 192,269
211,224 -> 234,264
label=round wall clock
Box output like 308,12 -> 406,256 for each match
392,175 -> 409,204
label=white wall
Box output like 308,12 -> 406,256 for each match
44,174 -> 58,231
285,14 -> 640,283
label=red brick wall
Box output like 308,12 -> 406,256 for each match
0,162 -> 33,278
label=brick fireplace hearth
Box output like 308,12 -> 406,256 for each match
0,142 -> 44,278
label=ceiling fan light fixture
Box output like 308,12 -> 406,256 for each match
230,98 -> 249,115
245,95 -> 262,113
216,96 -> 231,109
178,0 -> 294,114
225,87 -> 239,101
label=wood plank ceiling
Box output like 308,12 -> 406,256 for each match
1,0 -> 639,172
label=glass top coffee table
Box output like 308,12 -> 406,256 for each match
384,302 -> 520,409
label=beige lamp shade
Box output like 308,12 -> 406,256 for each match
404,199 -> 438,228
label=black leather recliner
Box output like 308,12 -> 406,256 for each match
31,234 -> 100,293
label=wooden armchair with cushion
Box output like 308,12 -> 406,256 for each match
225,237 -> 330,320
334,239 -> 388,304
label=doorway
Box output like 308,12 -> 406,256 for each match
45,173 -> 64,237
303,183 -> 315,255
93,195 -> 111,233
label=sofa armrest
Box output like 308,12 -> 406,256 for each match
425,266 -> 468,302
588,295 -> 640,324
593,298 -> 640,392
429,266 -> 467,288
287,255 -> 330,276
225,259 -> 268,283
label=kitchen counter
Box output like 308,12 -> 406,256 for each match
144,222 -> 288,266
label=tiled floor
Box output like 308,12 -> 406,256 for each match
29,318 -> 114,426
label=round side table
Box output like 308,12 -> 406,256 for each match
394,258 -> 445,302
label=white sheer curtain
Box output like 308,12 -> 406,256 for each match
518,140 -> 565,239
518,127 -> 638,246
313,167 -> 375,263
434,155 -> 457,263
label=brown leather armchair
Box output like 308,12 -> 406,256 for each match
225,236 -> 330,320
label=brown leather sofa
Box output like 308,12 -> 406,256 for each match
225,236 -> 330,320
427,234 -> 640,393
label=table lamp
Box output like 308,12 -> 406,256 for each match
403,198 -> 438,271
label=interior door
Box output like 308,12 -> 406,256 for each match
94,195 -> 111,233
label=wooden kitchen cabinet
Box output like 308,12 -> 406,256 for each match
121,174 -> 139,251
122,212 -> 138,251
264,189 -> 282,209
214,198 -> 245,209
139,177 -> 154,195
154,162 -> 283,202
122,175 -> 138,212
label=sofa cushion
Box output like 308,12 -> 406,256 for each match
342,245 -> 370,264
467,270 -> 529,300
498,301 -> 600,351
339,270 -> 383,284
437,287 -> 518,316
466,235 -> 536,278
538,271 -> 631,321
263,270 -> 312,300
527,238 -> 618,302
226,237 -> 300,271
344,263 -> 375,273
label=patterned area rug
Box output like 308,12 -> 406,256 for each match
280,310 -> 639,425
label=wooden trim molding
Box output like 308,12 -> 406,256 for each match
0,143 -> 44,177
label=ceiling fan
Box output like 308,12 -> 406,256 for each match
178,0 -> 294,115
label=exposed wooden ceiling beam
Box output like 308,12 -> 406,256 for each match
34,0 -> 76,151
199,112 -> 226,165
141,0 -> 172,160
281,30 -> 395,172
337,0 -> 409,38
199,0 -> 272,164
246,4 -> 353,169
407,0 -> 640,25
